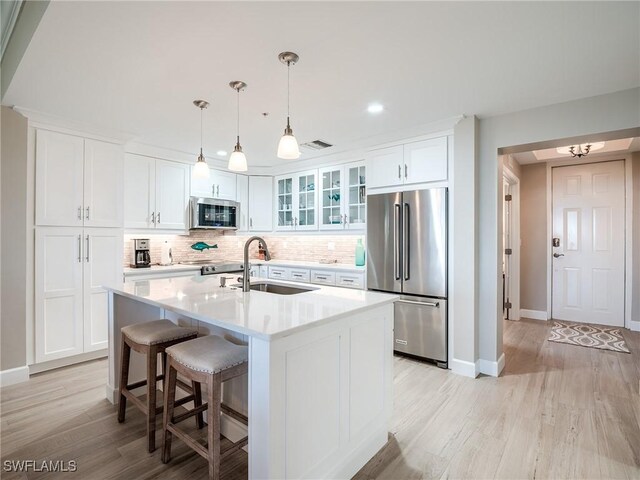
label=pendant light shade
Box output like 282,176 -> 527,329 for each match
192,100 -> 210,179
277,51 -> 301,160
228,81 -> 248,172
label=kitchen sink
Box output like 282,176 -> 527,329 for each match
232,282 -> 316,295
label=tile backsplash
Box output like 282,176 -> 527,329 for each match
124,231 -> 364,267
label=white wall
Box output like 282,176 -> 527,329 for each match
477,87 -> 640,368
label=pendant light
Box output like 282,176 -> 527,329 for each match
228,81 -> 248,172
277,51 -> 301,160
192,100 -> 210,179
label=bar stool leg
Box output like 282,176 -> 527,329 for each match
161,359 -> 178,464
161,351 -> 168,390
193,381 -> 204,429
117,336 -> 131,423
207,373 -> 222,480
147,345 -> 158,452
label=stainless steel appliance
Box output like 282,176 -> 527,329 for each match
179,259 -> 244,276
367,188 -> 448,368
130,238 -> 151,268
189,197 -> 239,230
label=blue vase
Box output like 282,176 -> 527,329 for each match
355,239 -> 366,266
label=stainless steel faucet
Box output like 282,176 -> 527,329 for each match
243,236 -> 271,292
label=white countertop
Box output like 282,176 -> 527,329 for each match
123,259 -> 365,277
108,276 -> 396,341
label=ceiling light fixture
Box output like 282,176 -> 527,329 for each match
556,142 -> 604,158
277,51 -> 301,160
367,103 -> 384,114
228,81 -> 248,172
192,100 -> 210,180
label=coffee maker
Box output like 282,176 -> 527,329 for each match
130,239 -> 151,268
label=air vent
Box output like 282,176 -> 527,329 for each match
300,139 -> 333,151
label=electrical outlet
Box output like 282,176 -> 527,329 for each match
328,242 -> 336,251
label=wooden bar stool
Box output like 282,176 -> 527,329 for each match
161,335 -> 248,480
118,319 -> 200,452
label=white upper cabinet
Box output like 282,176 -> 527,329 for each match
190,166 -> 237,200
83,140 -> 124,227
366,136 -> 448,189
236,175 -> 249,231
248,176 -> 273,231
403,137 -> 448,185
36,130 -> 124,228
35,130 -> 86,226
275,170 -> 318,231
124,155 -> 188,231
155,159 -> 189,230
124,154 -> 155,229
365,145 -> 403,190
319,161 -> 366,230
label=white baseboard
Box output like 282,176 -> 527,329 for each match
450,358 -> 479,378
478,353 -> 505,377
221,412 -> 248,443
628,320 -> 640,332
29,349 -> 107,374
0,366 -> 30,387
520,309 -> 549,321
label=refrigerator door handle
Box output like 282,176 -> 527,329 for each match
394,203 -> 401,280
403,202 -> 410,280
398,299 -> 440,308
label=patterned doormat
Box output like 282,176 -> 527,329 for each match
548,321 -> 630,353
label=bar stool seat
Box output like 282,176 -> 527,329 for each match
118,319 -> 199,453
121,319 -> 198,346
162,335 -> 249,480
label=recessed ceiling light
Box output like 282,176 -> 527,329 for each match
216,150 -> 227,156
367,103 -> 384,114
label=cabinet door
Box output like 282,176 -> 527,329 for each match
294,170 -> 318,230
35,130 -> 85,226
212,169 -> 237,200
365,145 -> 403,189
190,164 -> 214,198
83,228 -> 122,352
248,176 -> 273,231
236,175 -> 249,231
155,160 -> 189,230
124,154 -> 156,229
275,175 -> 295,230
403,136 -> 448,184
319,166 -> 344,230
345,162 -> 366,228
84,140 -> 124,228
35,227 -> 84,362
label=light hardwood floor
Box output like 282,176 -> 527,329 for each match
1,319 -> 639,479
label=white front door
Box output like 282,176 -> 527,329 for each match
551,160 -> 625,326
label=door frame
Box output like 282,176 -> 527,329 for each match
546,155 -> 634,330
503,166 -> 521,320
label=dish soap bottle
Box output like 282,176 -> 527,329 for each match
355,238 -> 365,266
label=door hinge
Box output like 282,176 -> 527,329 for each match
505,194 -> 512,201
505,248 -> 513,255
504,301 -> 512,309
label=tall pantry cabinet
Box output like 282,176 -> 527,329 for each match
34,129 -> 123,363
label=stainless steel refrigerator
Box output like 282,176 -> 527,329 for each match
367,188 -> 448,368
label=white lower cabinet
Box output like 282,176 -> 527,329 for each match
336,272 -> 365,289
289,268 -> 310,283
311,270 -> 336,286
268,266 -> 290,280
35,227 -> 122,363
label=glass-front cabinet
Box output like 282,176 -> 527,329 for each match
318,161 -> 366,230
275,170 -> 318,230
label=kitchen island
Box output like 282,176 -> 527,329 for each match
106,275 -> 397,479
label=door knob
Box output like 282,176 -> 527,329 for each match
553,253 -> 565,258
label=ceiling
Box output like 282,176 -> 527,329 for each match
513,137 -> 640,164
3,1 -> 639,167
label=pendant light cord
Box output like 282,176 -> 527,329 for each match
237,88 -> 240,144
287,61 -> 291,118
200,107 -> 203,153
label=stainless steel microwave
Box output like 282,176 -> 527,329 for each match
189,197 -> 239,230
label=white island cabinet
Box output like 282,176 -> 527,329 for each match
107,276 -> 396,479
